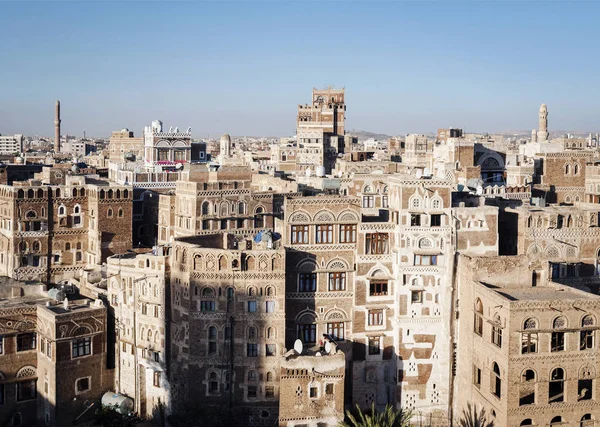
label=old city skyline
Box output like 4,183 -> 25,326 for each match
2,2 -> 600,137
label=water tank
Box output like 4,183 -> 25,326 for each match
48,288 -> 66,302
101,392 -> 134,415
316,166 -> 326,177
305,168 -> 311,177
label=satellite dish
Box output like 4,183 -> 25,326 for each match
293,339 -> 303,354
476,185 -> 483,196
324,341 -> 332,354
168,126 -> 173,132
187,127 -> 192,133
305,168 -> 312,177
415,170 -> 422,179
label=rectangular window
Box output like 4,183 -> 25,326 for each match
265,386 -> 275,398
340,224 -> 357,243
208,341 -> 217,354
315,224 -> 333,244
266,344 -> 276,356
369,281 -> 388,296
551,332 -> 565,352
411,290 -> 423,303
411,214 -> 421,226
247,386 -> 257,398
309,387 -> 318,398
299,273 -> 317,292
492,326 -> 502,348
247,301 -> 257,313
75,377 -> 90,393
291,225 -> 309,244
247,343 -> 258,357
328,272 -> 346,291
201,301 -> 215,312
473,365 -> 481,388
266,301 -> 275,313
363,196 -> 374,208
209,381 -> 218,393
17,333 -> 36,351
382,196 -> 388,208
431,214 -> 442,227
414,254 -> 438,266
521,333 -> 538,354
297,324 -> 316,343
72,337 -> 92,358
153,371 -> 161,387
327,322 -> 345,341
578,379 -> 593,401
325,383 -> 334,395
581,330 -> 594,350
16,380 -> 36,402
368,309 -> 384,326
365,233 -> 389,255
368,337 -> 381,355
154,306 -> 159,317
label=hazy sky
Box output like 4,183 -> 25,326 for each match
1,1 -> 599,138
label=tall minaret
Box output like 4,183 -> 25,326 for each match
537,103 -> 548,142
54,100 -> 61,152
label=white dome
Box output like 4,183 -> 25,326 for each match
15,156 -> 24,164
220,133 -> 231,142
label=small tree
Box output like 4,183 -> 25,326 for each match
457,403 -> 494,427
340,403 -> 413,427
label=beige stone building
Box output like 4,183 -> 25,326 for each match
456,254 -> 600,427
169,233 -> 286,425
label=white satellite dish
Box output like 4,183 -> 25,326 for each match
476,185 -> 483,196
293,339 -> 303,354
415,170 -> 422,179
324,341 -> 332,354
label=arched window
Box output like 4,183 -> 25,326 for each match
73,205 -> 80,214
107,208 -> 113,217
65,242 -> 71,251
527,216 -> 533,228
118,208 -> 123,218
522,318 -> 538,354
552,316 -> 566,352
574,163 -> 580,175
520,420 -> 533,426
32,241 -> 40,252
254,207 -> 264,228
202,287 -> 214,297
431,198 -> 441,209
581,414 -> 594,427
578,365 -> 595,401
567,215 -> 573,228
267,327 -> 275,339
25,210 -> 36,219
363,185 -> 372,194
550,416 -> 564,426
581,315 -> 595,350
565,163 -> 571,175
491,362 -> 501,398
474,299 -> 483,336
248,370 -> 256,381
266,286 -> 274,296
520,369 -> 536,405
266,372 -> 273,382
491,314 -> 502,348
411,197 -> 421,209
549,368 -> 565,403
238,202 -> 246,215
107,189 -> 113,199
147,329 -> 153,341
248,326 -> 257,340
19,241 -> 27,252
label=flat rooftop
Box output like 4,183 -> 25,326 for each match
481,282 -> 600,302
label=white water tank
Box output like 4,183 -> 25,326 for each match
316,166 -> 326,177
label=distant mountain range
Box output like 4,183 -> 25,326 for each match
346,130 -> 394,141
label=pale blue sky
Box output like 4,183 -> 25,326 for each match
1,1 -> 599,138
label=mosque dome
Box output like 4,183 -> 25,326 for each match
15,156 -> 24,164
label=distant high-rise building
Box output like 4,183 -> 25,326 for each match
0,134 -> 24,154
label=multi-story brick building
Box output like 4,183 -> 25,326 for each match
456,254 -> 600,427
0,169 -> 132,283
169,233 -> 286,426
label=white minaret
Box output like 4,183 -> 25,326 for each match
537,103 -> 549,142
531,129 -> 537,143
220,133 -> 231,159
